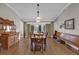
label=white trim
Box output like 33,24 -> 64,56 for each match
55,3 -> 71,21
67,43 -> 79,50
27,22 -> 51,25
4,3 -> 23,21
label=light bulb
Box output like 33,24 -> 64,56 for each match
36,16 -> 41,20
36,16 -> 41,22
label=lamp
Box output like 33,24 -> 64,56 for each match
36,4 -> 41,22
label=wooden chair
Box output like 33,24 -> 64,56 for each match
0,37 -> 3,51
30,33 -> 47,54
33,38 -> 43,53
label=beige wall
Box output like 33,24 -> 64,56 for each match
54,3 -> 79,35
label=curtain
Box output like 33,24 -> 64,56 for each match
39,25 -> 41,32
31,25 -> 34,32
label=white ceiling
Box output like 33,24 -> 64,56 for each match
6,3 -> 69,23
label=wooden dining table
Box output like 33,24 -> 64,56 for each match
30,33 -> 47,53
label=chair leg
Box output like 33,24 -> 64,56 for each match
0,42 -> 3,52
40,44 -> 43,53
44,44 -> 46,51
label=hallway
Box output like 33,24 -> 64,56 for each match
0,38 -> 76,55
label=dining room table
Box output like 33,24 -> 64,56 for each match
30,33 -> 47,53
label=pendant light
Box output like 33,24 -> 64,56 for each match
36,4 -> 41,22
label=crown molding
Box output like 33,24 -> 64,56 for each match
54,3 -> 71,22
4,3 -> 23,21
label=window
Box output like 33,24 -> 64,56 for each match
31,25 -> 44,33
31,25 -> 34,32
39,25 -> 41,32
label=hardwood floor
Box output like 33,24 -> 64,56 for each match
0,38 -> 77,55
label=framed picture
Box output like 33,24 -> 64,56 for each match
60,24 -> 64,29
64,18 -> 75,29
60,25 -> 62,29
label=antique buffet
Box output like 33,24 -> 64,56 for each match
0,17 -> 19,49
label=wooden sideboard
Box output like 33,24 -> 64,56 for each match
0,17 -> 19,49
1,32 -> 19,49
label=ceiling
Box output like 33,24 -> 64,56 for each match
6,3 -> 69,23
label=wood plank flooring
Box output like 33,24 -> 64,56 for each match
0,38 -> 77,55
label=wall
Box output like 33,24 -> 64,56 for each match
0,3 -> 23,36
54,3 -> 79,35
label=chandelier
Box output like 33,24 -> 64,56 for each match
36,4 -> 41,22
